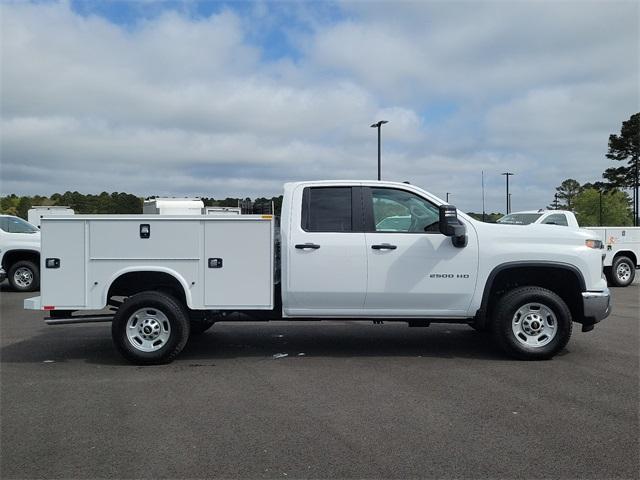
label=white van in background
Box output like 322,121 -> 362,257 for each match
142,198 -> 204,215
28,206 -> 74,228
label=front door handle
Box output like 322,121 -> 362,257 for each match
371,243 -> 397,250
295,243 -> 321,250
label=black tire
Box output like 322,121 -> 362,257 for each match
492,286 -> 572,360
111,291 -> 190,365
609,256 -> 635,287
604,266 -> 614,285
7,260 -> 40,292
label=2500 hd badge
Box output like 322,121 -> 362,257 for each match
430,273 -> 470,278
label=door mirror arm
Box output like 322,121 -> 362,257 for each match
438,204 -> 467,248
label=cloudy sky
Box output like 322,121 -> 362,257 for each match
1,0 -> 638,212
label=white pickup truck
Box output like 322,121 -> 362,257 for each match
0,215 -> 41,291
25,181 -> 610,364
498,210 -> 639,287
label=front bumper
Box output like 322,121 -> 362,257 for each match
581,287 -> 611,331
0,268 -> 6,283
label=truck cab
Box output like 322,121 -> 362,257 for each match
281,181 -> 478,318
25,181 -> 611,364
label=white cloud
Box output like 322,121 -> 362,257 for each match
0,0 -> 638,213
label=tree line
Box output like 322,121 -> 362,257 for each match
0,192 -> 284,219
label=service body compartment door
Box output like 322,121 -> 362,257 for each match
89,220 -> 200,260
204,219 -> 273,309
41,219 -> 86,308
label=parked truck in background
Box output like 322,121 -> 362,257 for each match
0,215 -> 41,291
498,210 -> 639,287
27,206 -> 74,229
203,206 -> 242,215
25,181 -> 610,364
143,197 -> 204,215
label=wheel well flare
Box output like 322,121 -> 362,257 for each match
613,251 -> 637,267
2,250 -> 39,270
107,271 -> 187,305
482,265 -> 584,324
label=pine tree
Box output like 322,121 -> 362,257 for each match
603,113 -> 639,225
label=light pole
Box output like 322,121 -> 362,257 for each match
501,172 -> 514,214
370,120 -> 388,181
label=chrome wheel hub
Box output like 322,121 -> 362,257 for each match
126,308 -> 171,352
512,303 -> 558,347
616,263 -> 631,282
14,267 -> 33,288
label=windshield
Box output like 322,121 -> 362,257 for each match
0,216 -> 39,234
497,213 -> 543,225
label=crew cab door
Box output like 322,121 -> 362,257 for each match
285,185 -> 367,315
362,186 -> 478,316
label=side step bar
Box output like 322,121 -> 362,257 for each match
45,314 -> 114,325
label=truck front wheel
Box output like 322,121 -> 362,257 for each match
111,291 -> 190,364
492,286 -> 572,360
8,260 -> 40,292
609,256 -> 635,287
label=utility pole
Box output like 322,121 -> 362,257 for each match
446,192 -> 451,203
501,172 -> 514,214
370,120 -> 389,181
481,170 -> 486,222
554,193 -> 559,210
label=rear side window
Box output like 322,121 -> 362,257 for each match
302,187 -> 353,232
543,214 -> 568,226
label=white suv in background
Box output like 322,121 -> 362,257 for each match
0,215 -> 41,291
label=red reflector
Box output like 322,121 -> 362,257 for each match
43,305 -> 55,311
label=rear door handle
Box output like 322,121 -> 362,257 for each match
295,243 -> 321,250
371,243 -> 397,250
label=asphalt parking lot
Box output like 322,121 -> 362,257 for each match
1,282 -> 638,479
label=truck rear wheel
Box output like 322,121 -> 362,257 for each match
111,291 -> 190,364
609,256 -> 635,287
492,286 -> 572,360
8,260 -> 40,292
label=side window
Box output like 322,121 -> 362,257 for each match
302,187 -> 353,232
370,188 -> 439,233
2,217 -> 38,233
543,214 -> 568,226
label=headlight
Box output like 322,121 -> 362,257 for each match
585,239 -> 603,249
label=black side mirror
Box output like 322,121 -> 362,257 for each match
439,205 -> 467,248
